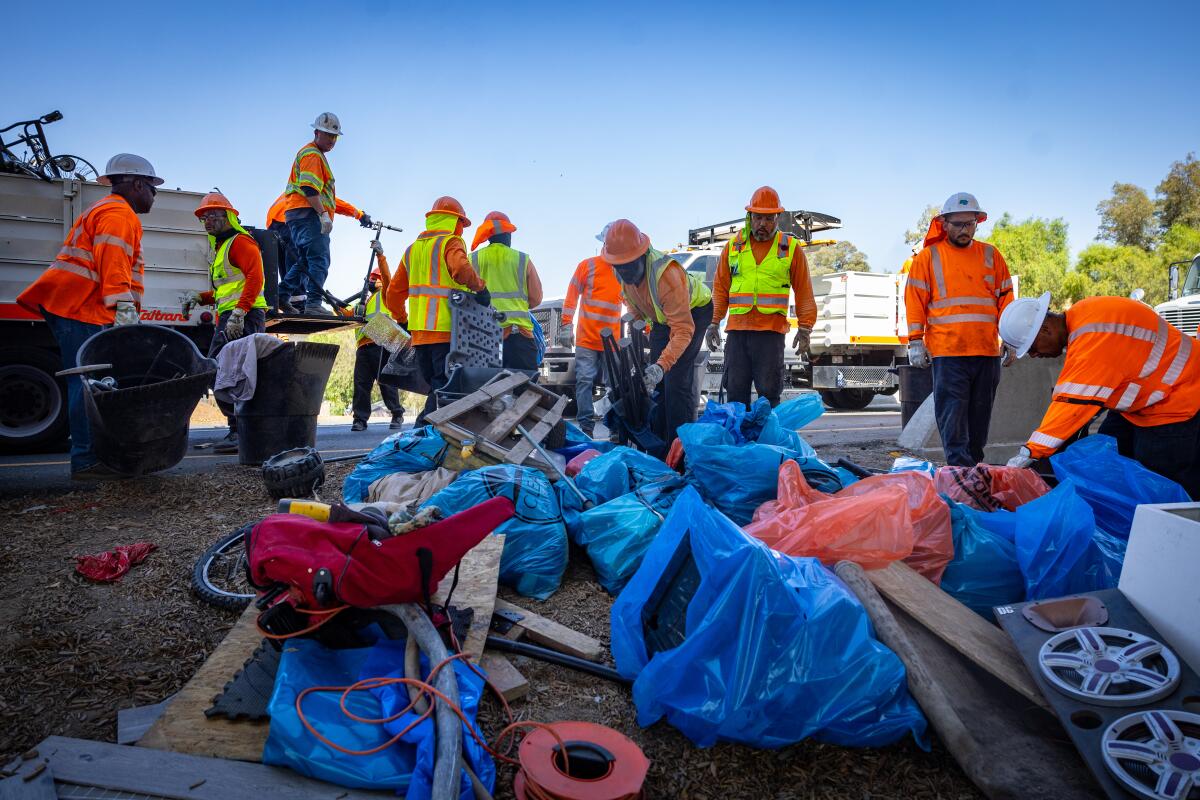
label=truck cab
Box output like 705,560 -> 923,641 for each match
1155,253 -> 1200,335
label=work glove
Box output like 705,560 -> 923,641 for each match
353,303 -> 366,318
181,289 -> 204,317
1006,446 -> 1034,469
908,340 -> 931,369
113,301 -> 139,326
557,324 -> 575,348
359,213 -> 373,228
705,323 -> 722,351
225,308 -> 247,340
319,213 -> 333,235
370,240 -> 384,256
643,363 -> 664,393
1002,344 -> 1017,367
474,288 -> 492,307
792,326 -> 811,354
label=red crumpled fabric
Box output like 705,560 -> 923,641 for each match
75,542 -> 157,582
934,464 -> 1050,511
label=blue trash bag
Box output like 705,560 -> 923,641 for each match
756,413 -> 818,457
939,498 -> 1025,617
610,487 -> 927,749
891,457 -> 937,476
554,421 -> 616,460
1051,434 -> 1190,538
1066,526 -> 1127,594
834,467 -> 861,487
343,425 -> 448,503
696,398 -> 772,443
559,446 -> 677,541
264,638 -> 491,797
773,392 -> 825,430
1009,482 -> 1099,601
576,474 -> 687,594
421,465 -> 568,600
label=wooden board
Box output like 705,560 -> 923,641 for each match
117,695 -> 175,745
493,598 -> 604,662
479,653 -> 530,702
866,561 -> 1050,712
425,371 -> 529,425
480,390 -> 543,443
0,768 -> 55,800
434,534 -> 506,662
7,736 -> 391,799
506,394 -> 569,463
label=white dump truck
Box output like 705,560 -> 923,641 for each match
1155,252 -> 1200,335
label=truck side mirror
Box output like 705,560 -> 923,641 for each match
1170,263 -> 1180,301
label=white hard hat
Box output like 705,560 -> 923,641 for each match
999,291 -> 1051,358
312,112 -> 342,135
98,153 -> 164,186
940,192 -> 987,222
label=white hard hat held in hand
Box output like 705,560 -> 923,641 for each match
98,153 -> 164,186
998,292 -> 1052,359
312,112 -> 342,135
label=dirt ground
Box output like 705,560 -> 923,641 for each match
0,440 -> 981,799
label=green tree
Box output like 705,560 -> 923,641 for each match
806,240 -> 870,276
1096,182 -> 1157,249
1156,153 -> 1200,231
904,204 -> 941,248
1071,244 -> 1165,305
983,214 -> 1071,305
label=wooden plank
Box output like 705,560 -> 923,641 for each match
480,390 -> 542,443
0,767 -> 55,800
493,598 -> 604,662
8,736 -> 390,800
865,561 -> 1050,711
425,372 -> 528,425
434,534 -> 505,662
479,653 -> 530,702
506,393 -> 568,464
138,605 -> 271,762
117,695 -> 175,745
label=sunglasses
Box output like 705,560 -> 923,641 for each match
943,219 -> 978,230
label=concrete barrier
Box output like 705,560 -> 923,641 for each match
897,356 -> 1064,464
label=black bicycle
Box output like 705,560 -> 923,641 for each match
1,110 -> 98,181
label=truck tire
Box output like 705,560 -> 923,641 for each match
818,389 -> 845,410
0,346 -> 69,453
834,389 -> 875,410
261,446 -> 325,499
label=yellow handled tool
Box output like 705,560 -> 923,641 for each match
277,499 -> 332,522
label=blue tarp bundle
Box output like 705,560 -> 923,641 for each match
772,392 -> 825,430
611,487 -> 927,749
554,420 -> 616,461
343,426 -> 448,503
421,465 -> 568,600
559,446 -> 677,539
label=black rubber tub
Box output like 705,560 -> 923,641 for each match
234,341 -> 339,465
898,364 -> 934,428
77,325 -> 216,476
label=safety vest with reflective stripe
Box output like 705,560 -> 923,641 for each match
355,290 -> 389,345
211,234 -> 269,314
904,240 -> 1012,358
727,231 -> 796,316
564,257 -> 623,350
285,144 -> 335,215
469,243 -> 532,331
1024,296 -> 1200,458
621,249 -> 712,326
405,232 -> 467,333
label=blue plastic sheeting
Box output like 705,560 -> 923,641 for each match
939,499 -> 1025,617
264,638 -> 492,797
343,426 -> 448,504
891,457 -> 937,476
531,315 -> 546,366
559,446 -> 676,541
555,421 -> 616,460
773,392 -> 825,430
1050,435 -> 1189,538
695,397 -> 817,457
611,488 -> 927,749
576,474 -> 687,594
421,465 -> 568,600
834,467 -> 861,487
1012,482 -> 1105,600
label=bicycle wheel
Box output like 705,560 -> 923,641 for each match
192,524 -> 255,611
48,154 -> 98,181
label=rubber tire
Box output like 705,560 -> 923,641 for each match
831,388 -> 874,410
876,386 -> 899,397
818,389 -> 845,410
261,446 -> 325,499
544,419 -> 567,451
0,345 -> 69,453
191,524 -> 254,611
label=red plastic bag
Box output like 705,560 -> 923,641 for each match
75,542 -> 157,582
838,472 -> 954,583
934,465 -> 1049,511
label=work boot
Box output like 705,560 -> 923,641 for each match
71,462 -> 125,482
351,420 -> 367,432
213,430 -> 239,454
277,299 -> 299,315
390,413 -> 405,430
303,304 -> 332,316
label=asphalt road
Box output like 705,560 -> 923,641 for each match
0,396 -> 901,498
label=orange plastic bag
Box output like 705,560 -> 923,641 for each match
934,465 -> 1049,512
838,472 -> 954,583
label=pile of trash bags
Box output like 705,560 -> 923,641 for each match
343,426 -> 448,504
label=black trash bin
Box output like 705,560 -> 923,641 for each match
77,325 -> 216,476
898,364 -> 934,428
234,341 -> 339,465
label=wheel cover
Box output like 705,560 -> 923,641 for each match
0,363 -> 62,438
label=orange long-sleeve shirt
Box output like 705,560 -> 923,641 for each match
904,239 -> 1013,358
385,236 -> 485,346
711,237 -> 816,333
562,256 -> 623,351
197,234 -> 265,313
622,259 -> 696,373
266,193 -> 362,226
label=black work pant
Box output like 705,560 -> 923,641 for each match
502,331 -> 539,372
1097,408 -> 1200,499
649,302 -> 712,446
931,355 -> 1002,467
414,342 -> 452,425
207,307 -> 267,432
725,329 -> 785,408
352,342 -> 403,424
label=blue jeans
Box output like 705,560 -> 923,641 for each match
283,208 -> 330,307
269,221 -> 300,303
574,347 -> 607,432
931,355 -> 1002,467
43,311 -> 104,471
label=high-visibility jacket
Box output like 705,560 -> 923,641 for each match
404,225 -> 472,334
355,290 -> 392,346
267,193 -> 362,226
469,243 -> 533,331
563,256 -> 623,351
17,194 -> 144,325
1024,297 -> 1200,458
283,143 -> 335,216
904,240 -> 1013,358
622,249 -> 712,326
727,230 -> 797,317
210,229 -> 268,315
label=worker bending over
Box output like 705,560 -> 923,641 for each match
904,192 -> 1014,466
602,219 -> 713,445
385,197 -> 489,425
1001,293 -> 1200,498
183,192 -> 268,454
560,225 -> 624,436
469,211 -> 543,371
707,186 -> 816,407
266,191 -> 372,313
17,153 -> 162,480
347,243 -> 405,432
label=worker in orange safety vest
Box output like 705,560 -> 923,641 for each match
266,191 -> 371,313
559,224 -> 624,436
1000,293 -> 1200,498
904,192 -> 1015,466
16,153 -> 163,481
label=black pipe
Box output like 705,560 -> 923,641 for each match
834,457 -> 883,478
484,636 -> 631,686
321,451 -> 370,464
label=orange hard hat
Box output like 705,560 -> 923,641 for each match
370,268 -> 382,281
426,196 -> 471,227
600,219 -> 651,265
745,186 -> 785,215
195,191 -> 238,217
471,210 -> 517,250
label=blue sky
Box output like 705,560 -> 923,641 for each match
8,0 -> 1198,298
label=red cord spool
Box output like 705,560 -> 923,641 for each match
514,721 -> 649,800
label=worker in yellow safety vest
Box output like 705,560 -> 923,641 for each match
469,211 -> 544,371
348,243 -> 406,432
